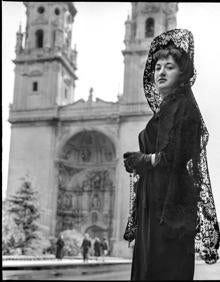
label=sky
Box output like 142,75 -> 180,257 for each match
2,2 -> 220,217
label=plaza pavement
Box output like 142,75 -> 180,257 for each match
2,255 -> 132,270
3,255 -> 220,280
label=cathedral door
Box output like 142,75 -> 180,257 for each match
56,130 -> 116,250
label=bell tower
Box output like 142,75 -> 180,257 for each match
121,2 -> 178,104
7,2 -> 77,235
12,2 -> 77,110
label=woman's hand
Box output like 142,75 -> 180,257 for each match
123,151 -> 137,173
124,158 -> 134,173
123,151 -> 152,174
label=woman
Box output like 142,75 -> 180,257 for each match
55,234 -> 65,259
123,29 -> 220,280
93,237 -> 101,260
80,233 -> 91,262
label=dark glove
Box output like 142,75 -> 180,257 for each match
123,152 -> 137,159
123,152 -> 138,173
124,157 -> 134,173
123,151 -> 152,174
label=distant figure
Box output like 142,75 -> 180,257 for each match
55,234 -> 65,259
80,233 -> 91,262
100,237 -> 109,261
93,237 -> 101,260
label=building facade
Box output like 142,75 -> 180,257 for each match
7,2 -> 178,257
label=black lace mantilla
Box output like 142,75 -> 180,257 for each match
143,29 -> 196,114
143,29 -> 220,264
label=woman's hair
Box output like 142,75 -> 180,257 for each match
152,43 -> 194,86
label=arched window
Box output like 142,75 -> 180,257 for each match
145,18 -> 154,38
35,29 -> 44,48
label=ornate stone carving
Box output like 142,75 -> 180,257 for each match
103,147 -> 113,161
163,3 -> 178,15
90,193 -> 102,211
56,131 -> 115,235
61,130 -> 115,164
64,75 -> 71,86
28,70 -> 43,77
140,3 -> 160,14
91,211 -> 98,223
57,162 -> 82,188
83,170 -> 113,192
103,213 -> 109,225
80,148 -> 91,162
31,15 -> 48,26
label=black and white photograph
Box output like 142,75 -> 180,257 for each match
2,2 -> 220,280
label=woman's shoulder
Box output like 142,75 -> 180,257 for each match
174,94 -> 201,124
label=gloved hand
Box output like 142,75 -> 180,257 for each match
123,151 -> 136,173
123,151 -> 152,174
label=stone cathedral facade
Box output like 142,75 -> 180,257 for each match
7,2 -> 178,257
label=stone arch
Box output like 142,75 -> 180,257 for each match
59,130 -> 116,164
55,130 -> 116,247
57,127 -> 118,160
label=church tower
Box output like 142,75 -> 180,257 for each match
12,2 -> 77,110
7,2 -> 77,234
121,2 -> 178,104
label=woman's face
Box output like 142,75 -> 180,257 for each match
154,55 -> 181,95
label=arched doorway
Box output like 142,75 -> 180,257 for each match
55,130 -> 116,249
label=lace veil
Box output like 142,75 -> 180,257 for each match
143,29 -> 220,264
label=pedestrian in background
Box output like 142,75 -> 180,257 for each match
93,237 -> 101,260
80,233 -> 91,263
100,237 -> 109,261
55,234 -> 65,260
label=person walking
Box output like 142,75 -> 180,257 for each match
80,233 -> 91,263
55,234 -> 65,260
123,28 -> 220,280
93,237 -> 101,260
100,237 -> 109,261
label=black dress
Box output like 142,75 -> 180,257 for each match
56,237 -> 65,259
131,93 -> 200,280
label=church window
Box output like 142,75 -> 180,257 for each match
55,8 -> 60,16
33,81 -> 38,92
37,6 -> 45,14
35,29 -> 44,48
145,18 -> 154,37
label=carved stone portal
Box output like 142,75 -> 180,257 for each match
56,130 -> 116,244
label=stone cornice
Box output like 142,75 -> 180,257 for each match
13,53 -> 77,80
8,102 -> 151,124
8,107 -> 59,124
55,158 -> 118,169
